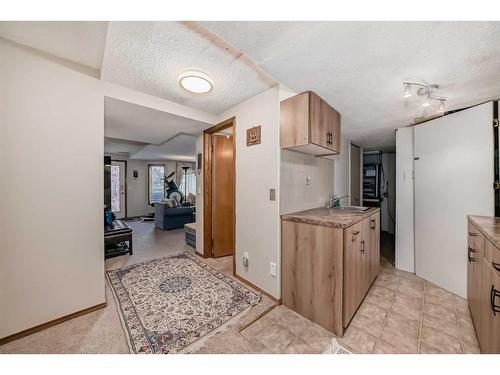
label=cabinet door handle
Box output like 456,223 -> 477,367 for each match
492,261 -> 500,272
490,285 -> 500,316
352,230 -> 360,241
370,218 -> 376,229
468,247 -> 476,263
469,232 -> 478,237
360,240 -> 365,254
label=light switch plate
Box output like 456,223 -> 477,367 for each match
269,188 -> 276,201
270,262 -> 277,277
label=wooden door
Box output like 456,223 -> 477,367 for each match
350,144 -> 361,206
309,92 -> 330,149
329,106 -> 341,153
478,240 -> 500,353
343,222 -> 364,326
281,220 -> 344,336
280,92 -> 309,148
367,213 -> 380,284
212,134 -> 234,257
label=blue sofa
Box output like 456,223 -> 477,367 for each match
154,203 -> 195,230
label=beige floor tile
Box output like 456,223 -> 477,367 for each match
379,324 -> 419,354
369,285 -> 396,300
356,301 -> 389,323
454,296 -> 470,318
420,326 -> 462,354
338,326 -> 377,354
419,342 -> 450,354
255,323 -> 294,353
423,301 -> 456,321
398,281 -> 425,298
462,339 -> 481,354
385,311 -> 420,336
425,283 -> 454,299
247,338 -> 280,354
265,304 -> 288,322
364,292 -> 393,310
240,315 -> 273,340
299,323 -> 335,353
390,296 -> 423,321
374,277 -> 399,291
374,339 -> 405,354
283,337 -> 315,354
458,317 -> 480,346
424,293 -> 455,311
276,308 -> 312,337
349,311 -> 384,338
422,312 -> 460,339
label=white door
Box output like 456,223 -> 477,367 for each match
414,102 -> 494,298
111,160 -> 126,219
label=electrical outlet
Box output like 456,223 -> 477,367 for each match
306,176 -> 311,185
270,262 -> 277,277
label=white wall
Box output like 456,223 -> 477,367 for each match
414,103 -> 494,298
218,86 -> 281,298
395,127 -> 415,273
332,136 -> 351,202
0,39 -> 105,338
280,150 -> 334,214
195,135 -> 204,256
0,38 -> 217,339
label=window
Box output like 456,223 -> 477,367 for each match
148,164 -> 165,204
179,169 -> 196,197
110,165 -> 120,212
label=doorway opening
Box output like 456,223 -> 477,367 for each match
111,159 -> 127,219
203,117 -> 236,272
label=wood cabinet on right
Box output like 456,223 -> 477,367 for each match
280,91 -> 341,156
467,218 -> 500,353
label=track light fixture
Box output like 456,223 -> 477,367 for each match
402,82 -> 446,111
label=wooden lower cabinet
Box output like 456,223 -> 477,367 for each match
467,219 -> 500,354
282,212 -> 380,337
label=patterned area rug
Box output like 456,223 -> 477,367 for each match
107,252 -> 261,354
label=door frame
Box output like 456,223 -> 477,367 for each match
111,159 -> 127,218
203,117 -> 236,271
348,142 -> 362,206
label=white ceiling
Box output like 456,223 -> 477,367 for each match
101,21 -> 277,115
104,96 -> 210,144
0,21 -> 107,70
202,21 -> 500,148
131,133 -> 197,161
104,97 -> 207,161
3,21 -> 500,148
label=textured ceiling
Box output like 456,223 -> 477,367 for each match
101,21 -> 277,115
0,21 -> 107,70
104,96 -> 210,144
202,21 -> 500,148
131,133 -> 197,161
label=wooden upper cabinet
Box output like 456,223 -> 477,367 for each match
280,91 -> 341,156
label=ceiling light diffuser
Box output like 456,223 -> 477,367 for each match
179,70 -> 214,94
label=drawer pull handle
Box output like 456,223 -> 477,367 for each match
490,285 -> 500,316
469,232 -> 478,237
468,247 -> 476,263
352,230 -> 360,241
370,218 -> 376,229
493,261 -> 500,272
360,240 -> 365,254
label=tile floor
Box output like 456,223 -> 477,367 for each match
0,221 -> 481,354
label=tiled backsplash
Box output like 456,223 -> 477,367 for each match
280,149 -> 334,214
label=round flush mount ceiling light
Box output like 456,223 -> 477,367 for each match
179,70 -> 214,94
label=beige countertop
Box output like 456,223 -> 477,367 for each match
281,207 -> 380,229
468,215 -> 500,249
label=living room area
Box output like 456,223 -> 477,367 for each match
103,96 -> 204,267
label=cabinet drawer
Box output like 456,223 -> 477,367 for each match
468,222 -> 484,260
484,239 -> 500,277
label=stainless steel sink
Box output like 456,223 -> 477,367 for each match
330,206 -> 369,212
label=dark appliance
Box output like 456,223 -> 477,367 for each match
104,156 -> 112,210
363,163 -> 380,203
